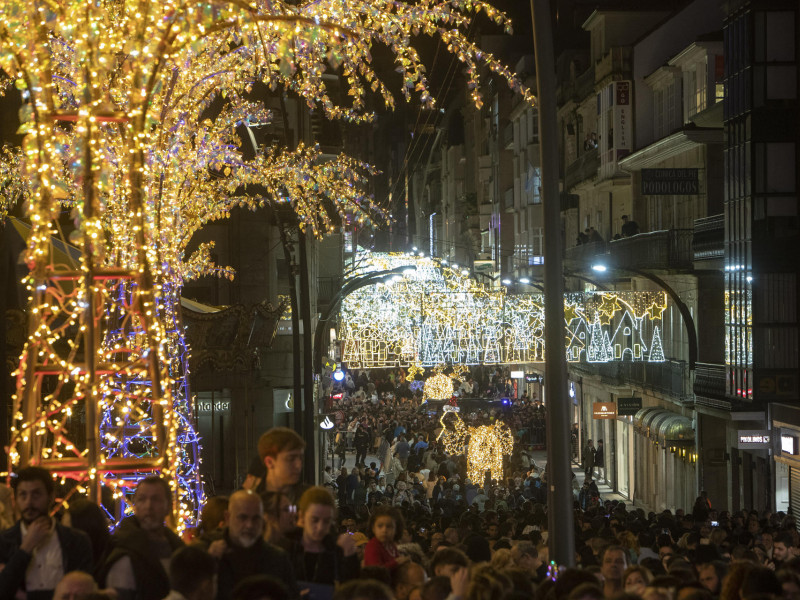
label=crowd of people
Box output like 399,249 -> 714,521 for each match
0,367 -> 798,600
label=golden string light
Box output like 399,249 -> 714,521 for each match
423,373 -> 454,401
437,412 -> 513,483
341,252 -> 669,368
0,0 -> 535,528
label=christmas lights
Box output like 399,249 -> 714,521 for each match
436,412 -> 513,482
0,0 -> 535,529
422,373 -> 454,401
341,252 -> 669,368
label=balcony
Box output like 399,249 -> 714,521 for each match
560,192 -> 579,212
595,46 -> 632,84
183,300 -> 286,380
504,187 -> 514,212
694,362 -> 729,409
574,359 -> 689,400
608,229 -> 694,271
478,154 -> 492,182
559,65 -> 595,104
317,276 -> 343,307
564,240 -> 606,269
564,147 -> 599,191
693,214 -> 724,261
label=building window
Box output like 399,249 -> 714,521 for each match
685,61 -> 707,119
528,108 -> 539,143
527,166 -> 541,205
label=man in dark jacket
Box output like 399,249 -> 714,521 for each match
594,439 -> 605,482
353,424 -> 371,467
0,466 -> 93,600
205,490 -> 298,600
101,476 -> 184,600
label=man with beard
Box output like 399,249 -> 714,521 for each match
207,490 -> 297,600
0,467 -> 92,600
101,476 -> 184,600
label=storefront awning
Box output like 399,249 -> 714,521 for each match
641,409 -> 670,436
633,407 -> 660,431
648,411 -> 674,440
658,415 -> 694,445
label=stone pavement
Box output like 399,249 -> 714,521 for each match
530,449 -> 630,504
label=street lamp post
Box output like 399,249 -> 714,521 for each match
308,265 -> 416,483
530,0 -> 576,567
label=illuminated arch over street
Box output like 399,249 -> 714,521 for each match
340,251 -> 668,368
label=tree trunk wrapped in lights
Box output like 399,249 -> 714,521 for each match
0,0 -> 533,529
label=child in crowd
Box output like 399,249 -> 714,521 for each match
362,505 -> 406,570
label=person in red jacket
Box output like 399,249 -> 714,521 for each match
362,505 -> 406,570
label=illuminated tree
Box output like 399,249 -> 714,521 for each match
0,0 -> 533,526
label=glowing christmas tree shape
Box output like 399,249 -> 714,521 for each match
649,326 -> 665,362
587,317 -> 606,362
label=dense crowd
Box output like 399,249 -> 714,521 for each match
0,367 -> 798,600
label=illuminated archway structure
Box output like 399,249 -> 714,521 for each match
341,251 -> 668,368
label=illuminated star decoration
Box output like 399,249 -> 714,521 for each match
597,294 -> 622,325
407,364 -> 424,379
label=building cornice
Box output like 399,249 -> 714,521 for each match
618,128 -> 723,170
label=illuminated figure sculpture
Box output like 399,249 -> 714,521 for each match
437,411 -> 513,483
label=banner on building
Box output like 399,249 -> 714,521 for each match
736,430 -> 771,449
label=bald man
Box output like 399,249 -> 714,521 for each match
53,572 -> 97,600
202,490 -> 298,600
393,561 -> 427,600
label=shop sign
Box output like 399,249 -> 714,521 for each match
736,430 -> 771,449
525,373 -> 540,383
510,370 -> 524,379
593,402 -> 617,419
618,397 -> 642,416
197,400 -> 230,414
782,433 -> 799,455
641,169 -> 699,195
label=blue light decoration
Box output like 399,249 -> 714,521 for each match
409,380 -> 425,392
101,281 -> 204,528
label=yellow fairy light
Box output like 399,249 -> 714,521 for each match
423,373 -> 454,401
0,0 -> 537,530
436,411 -> 514,482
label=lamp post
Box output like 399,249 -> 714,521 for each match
530,0 -> 575,567
308,265 -> 417,482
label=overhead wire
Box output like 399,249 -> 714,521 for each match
382,16 -> 479,214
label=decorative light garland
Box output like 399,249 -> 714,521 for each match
341,252 -> 669,368
0,0 -> 535,530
